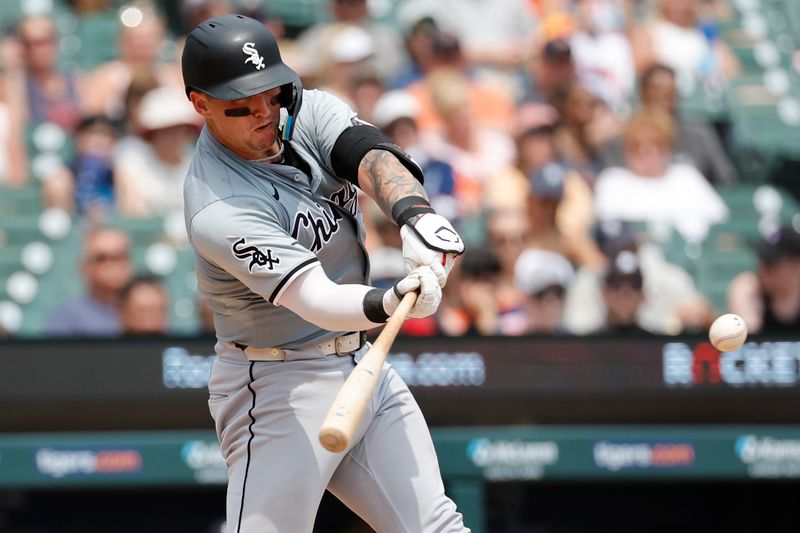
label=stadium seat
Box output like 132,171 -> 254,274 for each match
0,186 -> 41,216
105,216 -> 167,247
263,0 -> 326,30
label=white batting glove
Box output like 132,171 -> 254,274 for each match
383,266 -> 442,319
400,213 -> 464,287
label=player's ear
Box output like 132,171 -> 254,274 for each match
189,91 -> 211,117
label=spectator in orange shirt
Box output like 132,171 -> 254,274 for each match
418,68 -> 516,222
406,31 -> 516,135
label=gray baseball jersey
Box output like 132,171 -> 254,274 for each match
185,89 -> 468,532
185,89 -> 367,353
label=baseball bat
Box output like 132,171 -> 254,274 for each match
318,291 -> 418,453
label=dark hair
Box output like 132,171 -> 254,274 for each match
121,275 -> 166,303
75,114 -> 119,136
604,250 -> 644,290
639,63 -> 676,92
542,38 -> 572,62
460,247 -> 502,280
754,224 -> 800,265
431,31 -> 461,59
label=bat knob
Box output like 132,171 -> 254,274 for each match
319,429 -> 348,453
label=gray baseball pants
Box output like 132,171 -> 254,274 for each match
208,345 -> 469,532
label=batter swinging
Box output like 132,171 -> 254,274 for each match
182,14 -> 468,532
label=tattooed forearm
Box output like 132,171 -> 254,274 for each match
359,149 -> 428,219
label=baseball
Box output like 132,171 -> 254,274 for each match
709,313 -> 748,352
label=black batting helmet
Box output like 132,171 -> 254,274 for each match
182,14 -> 302,139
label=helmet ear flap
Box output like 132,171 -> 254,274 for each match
279,83 -> 294,108
280,80 -> 303,141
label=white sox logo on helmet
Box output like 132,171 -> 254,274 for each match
242,42 -> 265,70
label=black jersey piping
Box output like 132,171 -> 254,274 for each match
268,257 -> 319,303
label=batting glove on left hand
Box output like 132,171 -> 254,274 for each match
400,213 -> 464,287
383,266 -> 442,319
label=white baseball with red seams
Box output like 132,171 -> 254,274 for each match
709,313 -> 748,352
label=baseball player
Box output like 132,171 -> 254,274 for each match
181,15 -> 468,533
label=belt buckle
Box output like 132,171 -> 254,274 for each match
335,334 -> 348,356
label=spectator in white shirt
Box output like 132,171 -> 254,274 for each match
114,85 -> 198,218
594,108 -> 727,243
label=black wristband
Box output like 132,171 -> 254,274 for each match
391,196 -> 435,227
363,288 -> 390,323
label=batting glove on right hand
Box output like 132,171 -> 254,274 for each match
400,213 -> 464,287
383,266 -> 442,319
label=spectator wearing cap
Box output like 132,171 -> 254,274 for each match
729,225 -> 800,334
114,85 -> 198,218
488,106 -> 604,268
317,25 -> 377,108
405,32 -> 516,135
521,38 -> 576,108
121,275 -> 169,335
526,159 -> 604,268
594,108 -> 727,243
45,227 -> 133,337
564,219 -> 715,334
41,115 -> 119,216
597,249 -> 652,335
296,0 -> 405,84
514,248 -> 575,334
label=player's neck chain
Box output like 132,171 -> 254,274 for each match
250,139 -> 284,163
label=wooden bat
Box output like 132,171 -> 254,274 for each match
318,291 -> 418,453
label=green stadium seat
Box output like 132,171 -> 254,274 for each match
165,247 -> 200,334
0,252 -> 23,280
0,186 -> 41,216
695,249 -> 757,312
263,0 -> 327,30
0,215 -> 49,245
64,10 -> 120,70
104,216 -> 167,247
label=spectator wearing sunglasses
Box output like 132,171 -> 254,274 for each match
44,227 -> 133,336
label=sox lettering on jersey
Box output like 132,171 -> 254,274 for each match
291,185 -> 357,253
292,206 -> 342,253
232,238 -> 280,271
329,183 -> 358,217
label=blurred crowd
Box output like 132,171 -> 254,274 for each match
0,0 -> 799,339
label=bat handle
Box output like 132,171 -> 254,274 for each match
318,291 -> 417,453
372,291 -> 417,353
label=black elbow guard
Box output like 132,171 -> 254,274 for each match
330,124 -> 424,186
